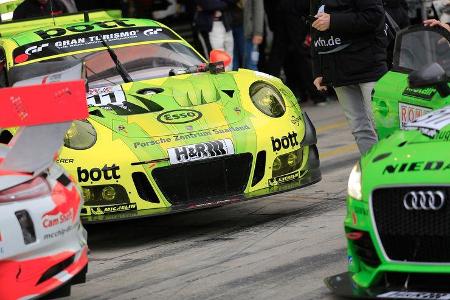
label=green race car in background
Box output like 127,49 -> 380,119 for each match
372,24 -> 450,139
326,106 -> 450,299
0,11 -> 321,223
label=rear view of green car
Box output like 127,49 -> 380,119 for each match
372,25 -> 450,139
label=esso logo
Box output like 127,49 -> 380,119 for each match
157,109 -> 203,124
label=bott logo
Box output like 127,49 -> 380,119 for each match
77,164 -> 120,183
157,109 -> 203,124
34,19 -> 136,40
271,132 -> 299,152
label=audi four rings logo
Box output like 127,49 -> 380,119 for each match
403,191 -> 446,211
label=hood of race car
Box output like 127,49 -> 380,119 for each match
87,71 -> 250,138
360,126 -> 450,198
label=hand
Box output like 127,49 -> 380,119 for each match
312,13 -> 330,31
423,19 -> 450,32
252,35 -> 263,45
313,77 -> 328,91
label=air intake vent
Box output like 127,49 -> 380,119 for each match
132,172 -> 160,203
37,255 -> 75,284
252,151 -> 266,186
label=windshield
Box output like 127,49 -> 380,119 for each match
29,42 -> 204,88
394,27 -> 450,75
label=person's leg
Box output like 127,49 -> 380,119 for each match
334,84 -> 378,154
209,21 -> 226,50
223,29 -> 234,71
359,82 -> 378,129
232,26 -> 245,70
244,39 -> 258,70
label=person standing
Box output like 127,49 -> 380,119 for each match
242,0 -> 264,70
13,0 -> 67,20
311,0 -> 388,154
195,0 -> 235,70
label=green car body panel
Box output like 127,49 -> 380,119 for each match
372,25 -> 450,139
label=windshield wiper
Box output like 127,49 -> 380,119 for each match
98,35 -> 133,83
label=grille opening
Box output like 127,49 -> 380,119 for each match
132,172 -> 160,203
252,151 -> 266,187
376,272 -> 450,292
372,187 -> 450,263
153,154 -> 252,205
37,255 -> 75,285
351,230 -> 381,268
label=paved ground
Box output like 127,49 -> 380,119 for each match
70,101 -> 359,300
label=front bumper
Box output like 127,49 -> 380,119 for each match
326,272 -> 450,299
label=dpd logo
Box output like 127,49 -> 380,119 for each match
77,164 -> 120,183
271,132 -> 299,151
25,43 -> 49,55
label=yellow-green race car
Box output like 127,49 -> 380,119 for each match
0,11 -> 321,222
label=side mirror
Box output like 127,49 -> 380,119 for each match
209,49 -> 232,67
408,62 -> 450,97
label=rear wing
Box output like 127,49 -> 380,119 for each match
0,71 -> 87,174
0,9 -> 121,37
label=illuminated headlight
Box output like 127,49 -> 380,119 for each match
64,120 -> 97,150
348,162 -> 362,200
249,82 -> 286,118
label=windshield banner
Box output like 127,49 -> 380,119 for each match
12,27 -> 179,64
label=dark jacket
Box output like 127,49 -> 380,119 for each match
13,0 -> 67,20
311,0 -> 388,87
384,0 -> 410,29
194,0 -> 235,33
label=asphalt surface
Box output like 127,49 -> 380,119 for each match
69,100 -> 359,300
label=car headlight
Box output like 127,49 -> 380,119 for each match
64,120 -> 97,150
249,82 -> 286,118
348,162 -> 362,200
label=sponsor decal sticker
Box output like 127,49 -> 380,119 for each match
383,161 -> 450,174
77,164 -> 120,183
271,132 -> 299,152
57,158 -> 75,164
157,109 -> 203,124
132,125 -> 251,148
13,26 -> 179,64
43,224 -> 74,240
42,209 -> 73,228
87,86 -> 126,107
291,115 -> 302,126
268,171 -> 300,187
168,139 -> 234,164
378,291 -> 450,299
89,203 -> 137,215
399,102 -> 432,129
404,106 -> 450,137
402,87 -> 436,100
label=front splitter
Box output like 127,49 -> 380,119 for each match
82,168 -> 321,224
325,272 -> 450,299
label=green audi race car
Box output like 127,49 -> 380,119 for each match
372,24 -> 450,139
0,11 -> 321,223
326,106 -> 450,299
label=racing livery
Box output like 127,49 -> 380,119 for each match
326,107 -> 450,299
372,25 -> 450,139
0,78 -> 88,299
0,11 -> 321,222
